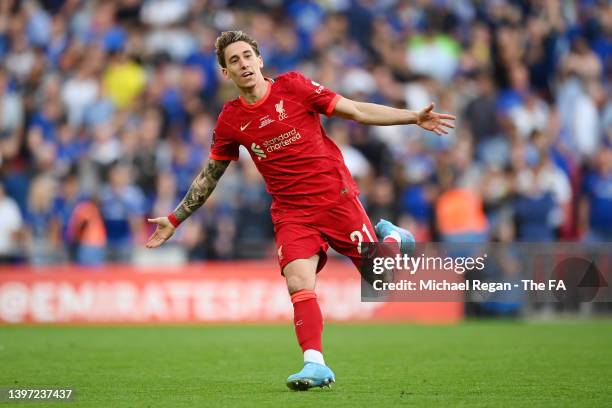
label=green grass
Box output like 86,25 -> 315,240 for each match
1,321 -> 611,407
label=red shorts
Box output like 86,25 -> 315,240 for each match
274,197 -> 377,274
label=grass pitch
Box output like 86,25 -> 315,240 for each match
1,321 -> 611,407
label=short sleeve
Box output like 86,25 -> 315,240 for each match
210,121 -> 239,161
286,72 -> 341,116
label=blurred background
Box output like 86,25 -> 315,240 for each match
2,3 -> 611,401
0,0 -> 610,317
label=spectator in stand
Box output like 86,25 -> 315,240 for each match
102,49 -> 145,109
328,120 -> 372,184
581,147 -> 612,242
436,185 -> 488,243
235,160 -> 273,259
184,26 -> 221,101
0,181 -> 24,263
151,171 -> 179,225
464,70 -> 504,163
132,107 -> 165,202
53,171 -> 83,244
25,174 -> 61,264
99,162 -> 145,262
366,177 -> 398,225
61,56 -> 100,128
66,195 -> 107,266
511,142 -> 561,242
0,68 -> 23,144
436,140 -> 488,243
396,135 -> 437,241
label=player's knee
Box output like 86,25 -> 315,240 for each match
285,273 -> 314,293
283,256 -> 318,293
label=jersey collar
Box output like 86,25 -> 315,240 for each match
239,78 -> 274,109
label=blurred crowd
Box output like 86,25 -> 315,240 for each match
0,0 -> 610,266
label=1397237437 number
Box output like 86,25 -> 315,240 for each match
4,388 -> 73,400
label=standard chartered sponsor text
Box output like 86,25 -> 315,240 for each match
263,128 -> 301,152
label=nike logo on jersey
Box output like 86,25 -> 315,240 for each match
240,121 -> 252,131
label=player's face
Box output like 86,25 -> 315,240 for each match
222,41 -> 264,88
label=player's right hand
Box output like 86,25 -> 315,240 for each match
146,217 -> 176,248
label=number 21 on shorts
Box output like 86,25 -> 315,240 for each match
350,223 -> 375,254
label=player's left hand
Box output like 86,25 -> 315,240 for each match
416,103 -> 456,135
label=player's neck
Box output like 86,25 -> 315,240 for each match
239,77 -> 270,105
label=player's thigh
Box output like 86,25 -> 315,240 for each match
274,222 -> 329,276
320,197 -> 377,266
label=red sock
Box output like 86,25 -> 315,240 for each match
290,289 -> 323,353
383,235 -> 401,248
382,235 -> 401,260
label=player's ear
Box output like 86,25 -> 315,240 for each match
258,55 -> 264,69
221,67 -> 229,79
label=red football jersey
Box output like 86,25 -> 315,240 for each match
210,71 -> 359,223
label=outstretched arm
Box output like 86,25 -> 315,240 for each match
146,158 -> 231,248
332,98 -> 455,135
171,158 -> 231,222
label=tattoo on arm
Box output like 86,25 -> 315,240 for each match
172,159 -> 230,222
